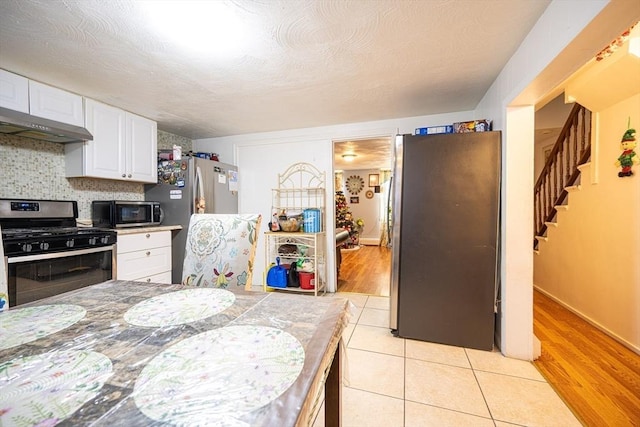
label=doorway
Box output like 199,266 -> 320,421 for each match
333,137 -> 394,296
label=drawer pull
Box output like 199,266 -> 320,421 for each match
145,234 -> 151,238
146,251 -> 151,256
146,278 -> 151,282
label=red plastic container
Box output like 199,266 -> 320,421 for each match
299,272 -> 315,290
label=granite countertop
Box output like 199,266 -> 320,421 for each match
75,219 -> 182,235
115,224 -> 182,235
0,280 -> 350,426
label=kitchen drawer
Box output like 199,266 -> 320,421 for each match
131,271 -> 172,285
116,245 -> 171,281
117,230 -> 171,253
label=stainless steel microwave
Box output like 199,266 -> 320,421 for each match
91,200 -> 162,228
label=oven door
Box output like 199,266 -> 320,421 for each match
6,245 -> 115,307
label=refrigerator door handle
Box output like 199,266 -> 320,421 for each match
195,166 -> 206,213
390,134 -> 404,333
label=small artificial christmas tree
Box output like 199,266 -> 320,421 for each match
335,191 -> 359,248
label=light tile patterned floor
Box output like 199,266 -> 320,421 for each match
314,293 -> 581,427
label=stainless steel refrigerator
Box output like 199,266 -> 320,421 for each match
144,156 -> 238,284
390,131 -> 501,351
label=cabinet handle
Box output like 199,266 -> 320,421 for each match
146,251 -> 151,256
128,174 -> 132,178
145,234 -> 150,238
121,174 -> 126,178
146,278 -> 151,282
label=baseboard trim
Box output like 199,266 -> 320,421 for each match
359,238 -> 379,245
533,285 -> 640,355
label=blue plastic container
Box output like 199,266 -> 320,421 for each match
303,209 -> 321,233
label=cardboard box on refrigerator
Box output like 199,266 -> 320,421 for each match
415,125 -> 454,135
453,119 -> 492,133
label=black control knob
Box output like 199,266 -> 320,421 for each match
21,243 -> 33,252
65,239 -> 75,248
89,237 -> 97,245
100,236 -> 110,244
40,242 -> 50,250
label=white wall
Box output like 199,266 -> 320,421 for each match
534,134 -> 558,181
534,93 -> 640,352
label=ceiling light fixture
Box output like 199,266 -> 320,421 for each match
342,153 -> 357,161
138,0 -> 248,56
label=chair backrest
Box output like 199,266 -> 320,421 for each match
182,213 -> 262,290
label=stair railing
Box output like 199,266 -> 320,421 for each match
534,103 -> 591,248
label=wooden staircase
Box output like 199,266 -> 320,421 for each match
534,103 -> 592,250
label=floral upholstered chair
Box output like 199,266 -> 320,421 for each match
181,214 -> 262,291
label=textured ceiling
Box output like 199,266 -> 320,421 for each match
0,0 -> 550,141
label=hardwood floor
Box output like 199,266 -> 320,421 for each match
337,247 -> 640,426
337,244 -> 390,296
533,290 -> 640,426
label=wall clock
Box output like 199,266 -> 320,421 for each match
346,175 -> 364,194
365,190 -> 374,199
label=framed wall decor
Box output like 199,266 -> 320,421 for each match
365,190 -> 374,199
346,175 -> 364,194
368,174 -> 379,187
350,196 -> 359,204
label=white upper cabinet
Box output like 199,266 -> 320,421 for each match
0,69 -> 29,113
70,99 -> 126,180
126,111 -> 158,182
28,80 -> 84,127
65,99 -> 157,183
0,69 -> 83,127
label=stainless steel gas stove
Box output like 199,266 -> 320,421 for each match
0,199 -> 117,307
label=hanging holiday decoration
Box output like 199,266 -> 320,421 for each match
615,119 -> 638,178
595,23 -> 635,61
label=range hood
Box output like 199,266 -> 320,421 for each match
0,106 -> 92,143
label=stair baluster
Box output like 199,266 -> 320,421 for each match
534,103 -> 591,249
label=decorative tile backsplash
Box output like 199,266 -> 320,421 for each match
156,132 -> 193,152
0,130 -> 192,221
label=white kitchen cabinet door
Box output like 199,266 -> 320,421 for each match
66,99 -> 157,183
29,80 -> 84,126
67,99 -> 126,180
126,112 -> 157,183
0,69 -> 29,113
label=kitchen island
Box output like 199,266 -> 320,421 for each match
0,280 -> 350,426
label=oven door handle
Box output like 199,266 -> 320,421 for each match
7,245 -> 115,264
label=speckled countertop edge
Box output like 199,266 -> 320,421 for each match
114,225 -> 182,235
